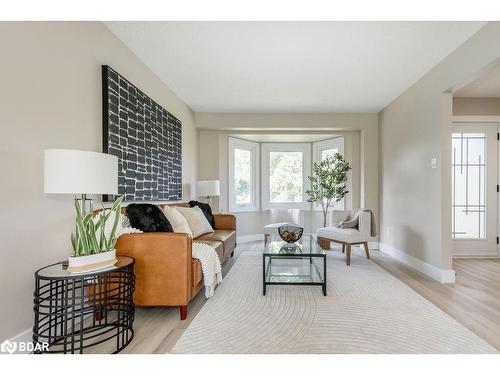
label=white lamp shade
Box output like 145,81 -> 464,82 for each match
44,149 -> 118,195
197,180 -> 220,197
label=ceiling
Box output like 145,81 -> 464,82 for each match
454,62 -> 500,97
106,21 -> 485,113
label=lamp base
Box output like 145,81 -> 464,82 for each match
75,194 -> 94,216
74,194 -> 94,235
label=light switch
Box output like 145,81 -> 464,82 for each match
431,158 -> 437,169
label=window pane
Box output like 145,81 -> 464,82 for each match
452,132 -> 486,239
234,148 -> 251,204
321,148 -> 339,161
269,151 -> 303,203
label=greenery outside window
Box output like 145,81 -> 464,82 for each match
228,137 -> 259,212
261,143 -> 311,210
312,137 -> 345,210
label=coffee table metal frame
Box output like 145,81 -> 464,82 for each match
263,236 -> 327,296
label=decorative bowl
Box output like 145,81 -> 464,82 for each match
279,243 -> 303,254
278,223 -> 304,243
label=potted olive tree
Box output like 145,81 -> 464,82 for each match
68,195 -> 124,273
306,154 -> 351,227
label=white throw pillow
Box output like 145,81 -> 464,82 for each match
176,206 -> 214,238
162,206 -> 193,236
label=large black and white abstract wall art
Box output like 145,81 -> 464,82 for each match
102,65 -> 182,202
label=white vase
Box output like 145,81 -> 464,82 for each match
67,250 -> 117,274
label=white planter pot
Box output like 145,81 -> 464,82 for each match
67,250 -> 117,274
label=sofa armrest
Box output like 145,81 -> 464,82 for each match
115,232 -> 193,306
213,214 -> 236,231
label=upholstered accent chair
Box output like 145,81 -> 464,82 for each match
316,210 -> 372,266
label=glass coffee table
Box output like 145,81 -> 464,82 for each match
263,235 -> 326,296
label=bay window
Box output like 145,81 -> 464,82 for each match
312,137 -> 346,210
261,143 -> 311,209
228,136 -> 347,212
228,137 -> 259,212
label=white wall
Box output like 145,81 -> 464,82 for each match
196,113 -> 378,238
379,22 -> 500,274
0,22 -> 198,340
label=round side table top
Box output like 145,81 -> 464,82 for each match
35,256 -> 134,280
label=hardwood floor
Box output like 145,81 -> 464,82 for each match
92,241 -> 500,353
88,244 -> 247,354
371,253 -> 500,351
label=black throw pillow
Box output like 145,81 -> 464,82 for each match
189,200 -> 216,229
126,204 -> 173,232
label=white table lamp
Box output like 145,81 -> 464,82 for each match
44,149 -> 118,214
196,180 -> 220,205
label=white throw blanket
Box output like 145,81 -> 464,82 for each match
192,242 -> 223,298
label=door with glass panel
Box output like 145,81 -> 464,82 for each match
452,122 -> 498,257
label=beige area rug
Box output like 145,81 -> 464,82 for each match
171,250 -> 497,354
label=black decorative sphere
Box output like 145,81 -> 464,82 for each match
278,223 -> 304,243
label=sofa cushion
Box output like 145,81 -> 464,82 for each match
126,204 -> 173,232
176,206 -> 214,238
189,200 -> 216,229
196,230 -> 236,258
194,240 -> 224,263
162,206 -> 193,236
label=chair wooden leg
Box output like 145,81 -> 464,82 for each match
342,244 -> 345,254
363,242 -> 370,259
180,305 -> 188,320
346,244 -> 351,266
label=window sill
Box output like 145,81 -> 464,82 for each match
228,206 -> 260,213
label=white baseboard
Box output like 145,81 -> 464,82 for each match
379,242 -> 455,283
453,252 -> 499,258
237,234 -> 263,243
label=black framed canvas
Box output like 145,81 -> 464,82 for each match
102,65 -> 182,202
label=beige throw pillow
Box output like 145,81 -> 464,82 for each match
162,206 -> 193,236
176,206 -> 214,238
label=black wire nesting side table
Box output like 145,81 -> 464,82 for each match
33,256 -> 135,354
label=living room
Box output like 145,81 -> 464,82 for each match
1,1 -> 499,373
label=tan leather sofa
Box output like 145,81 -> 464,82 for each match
114,204 -> 236,320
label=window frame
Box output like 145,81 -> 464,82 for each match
261,143 -> 311,210
228,137 -> 260,212
312,137 -> 346,211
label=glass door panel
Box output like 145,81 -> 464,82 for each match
452,122 -> 498,257
452,133 -> 486,239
